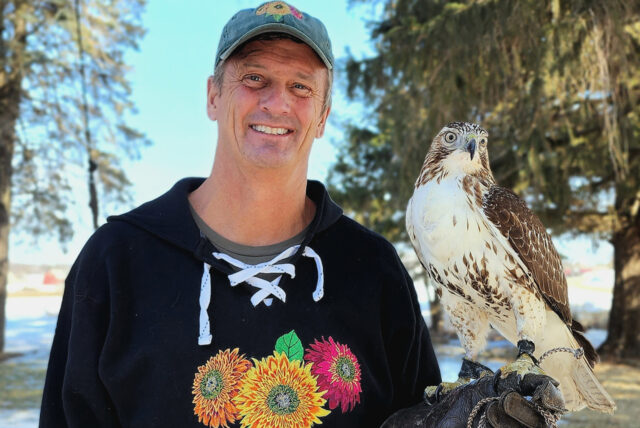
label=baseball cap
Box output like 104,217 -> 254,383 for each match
215,2 -> 334,70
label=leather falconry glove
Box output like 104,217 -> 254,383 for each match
381,369 -> 565,428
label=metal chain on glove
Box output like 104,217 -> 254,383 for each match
465,346 -> 584,428
538,346 -> 584,364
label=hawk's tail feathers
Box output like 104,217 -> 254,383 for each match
571,319 -> 598,368
538,314 -> 615,414
573,357 -> 617,414
564,323 -> 616,414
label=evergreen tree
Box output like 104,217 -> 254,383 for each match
330,0 -> 640,357
0,0 -> 148,353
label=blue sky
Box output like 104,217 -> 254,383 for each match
9,0 -> 613,266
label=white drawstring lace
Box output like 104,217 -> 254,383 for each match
198,262 -> 213,345
302,246 -> 324,301
213,246 -> 297,306
197,245 -> 324,346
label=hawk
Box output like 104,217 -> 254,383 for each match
406,122 -> 615,413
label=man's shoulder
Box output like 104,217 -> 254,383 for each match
78,221 -> 150,259
332,215 -> 397,252
321,215 -> 405,275
324,215 -> 415,299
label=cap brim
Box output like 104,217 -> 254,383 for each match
218,23 -> 333,70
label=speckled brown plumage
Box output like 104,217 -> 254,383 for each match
482,186 -> 571,324
482,186 -> 598,367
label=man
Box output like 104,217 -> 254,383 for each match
41,2 -> 560,427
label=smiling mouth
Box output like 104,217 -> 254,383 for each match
250,124 -> 293,136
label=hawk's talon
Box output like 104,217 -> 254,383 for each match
424,385 -> 439,404
423,377 -> 472,404
424,358 -> 494,404
435,384 -> 444,403
500,352 -> 546,380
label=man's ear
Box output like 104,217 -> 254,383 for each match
315,105 -> 331,138
206,76 -> 219,121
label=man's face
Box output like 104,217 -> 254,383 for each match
207,38 -> 330,171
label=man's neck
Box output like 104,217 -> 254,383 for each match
189,166 -> 316,247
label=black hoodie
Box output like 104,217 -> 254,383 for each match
40,178 -> 441,428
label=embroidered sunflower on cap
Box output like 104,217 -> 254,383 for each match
256,1 -> 303,21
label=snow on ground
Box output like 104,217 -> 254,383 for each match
0,296 -> 62,427
4,296 -> 61,361
0,410 -> 40,428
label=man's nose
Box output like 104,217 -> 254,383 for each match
260,84 -> 291,115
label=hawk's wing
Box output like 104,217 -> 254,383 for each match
483,186 -> 572,325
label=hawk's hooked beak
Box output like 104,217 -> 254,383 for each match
465,138 -> 477,161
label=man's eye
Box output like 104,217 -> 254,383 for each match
292,83 -> 312,95
243,75 -> 263,84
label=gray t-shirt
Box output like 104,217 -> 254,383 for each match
189,203 -> 308,265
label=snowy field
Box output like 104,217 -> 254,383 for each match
0,294 -> 608,427
0,296 -> 61,427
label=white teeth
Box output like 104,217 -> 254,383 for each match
251,125 -> 290,135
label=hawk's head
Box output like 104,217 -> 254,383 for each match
417,121 -> 493,185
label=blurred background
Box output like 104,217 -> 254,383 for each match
1,1 -> 638,426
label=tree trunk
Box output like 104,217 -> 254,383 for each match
0,114 -> 12,354
599,207 -> 640,360
0,3 -> 27,354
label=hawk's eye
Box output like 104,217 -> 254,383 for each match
480,138 -> 487,145
444,132 -> 457,143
